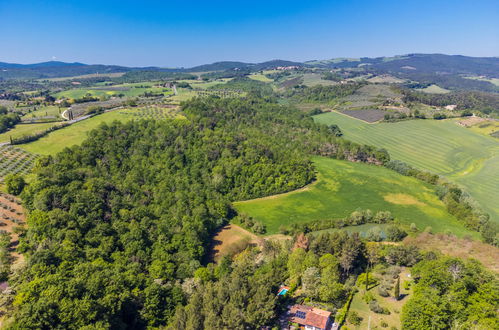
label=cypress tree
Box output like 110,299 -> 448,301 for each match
365,268 -> 369,291
394,276 -> 400,300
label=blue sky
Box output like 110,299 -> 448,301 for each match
1,0 -> 498,67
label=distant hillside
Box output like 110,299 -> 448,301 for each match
306,54 -> 499,76
372,54 -> 499,76
0,62 -> 133,80
188,59 -> 304,72
0,59 -> 304,79
2,55 -> 498,89
0,61 -> 86,68
187,61 -> 251,72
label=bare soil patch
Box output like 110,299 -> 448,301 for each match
207,224 -> 261,263
404,232 -> 499,273
383,193 -> 426,206
457,116 -> 487,127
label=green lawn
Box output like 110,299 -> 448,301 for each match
314,112 -> 499,224
19,110 -> 138,155
234,157 -> 476,237
0,122 -> 60,143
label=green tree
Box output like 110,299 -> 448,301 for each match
394,276 -> 400,300
5,173 -> 25,195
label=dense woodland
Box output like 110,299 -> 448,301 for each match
400,89 -> 499,116
1,54 -> 498,328
0,106 -> 20,133
5,96 -> 390,328
284,83 -> 366,103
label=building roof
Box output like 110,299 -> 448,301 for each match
289,304 -> 331,329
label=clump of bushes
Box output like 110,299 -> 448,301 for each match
369,300 -> 390,314
237,213 -> 266,234
279,209 -> 395,235
348,311 -> 363,326
433,113 -> 447,120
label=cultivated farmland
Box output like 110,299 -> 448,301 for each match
314,111 -> 499,223
119,105 -> 182,120
234,157 -> 475,237
0,145 -> 38,182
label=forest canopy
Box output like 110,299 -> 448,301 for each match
9,96 -> 388,328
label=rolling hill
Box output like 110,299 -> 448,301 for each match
314,111 -> 499,224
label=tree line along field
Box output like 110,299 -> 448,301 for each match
314,111 -> 499,224
0,122 -> 60,143
234,157 -> 476,238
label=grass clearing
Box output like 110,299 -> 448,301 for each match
234,157 -> 475,237
314,112 -> 499,224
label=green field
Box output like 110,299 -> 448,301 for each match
235,157 -> 476,237
19,110 -> 136,155
19,108 -> 183,155
314,111 -> 499,223
0,122 -> 60,143
248,74 -> 273,83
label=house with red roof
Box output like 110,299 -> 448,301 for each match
287,304 -> 334,330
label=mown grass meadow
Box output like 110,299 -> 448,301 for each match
314,112 -> 499,223
234,157 -> 475,237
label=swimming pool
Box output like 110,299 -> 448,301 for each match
278,288 -> 288,296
